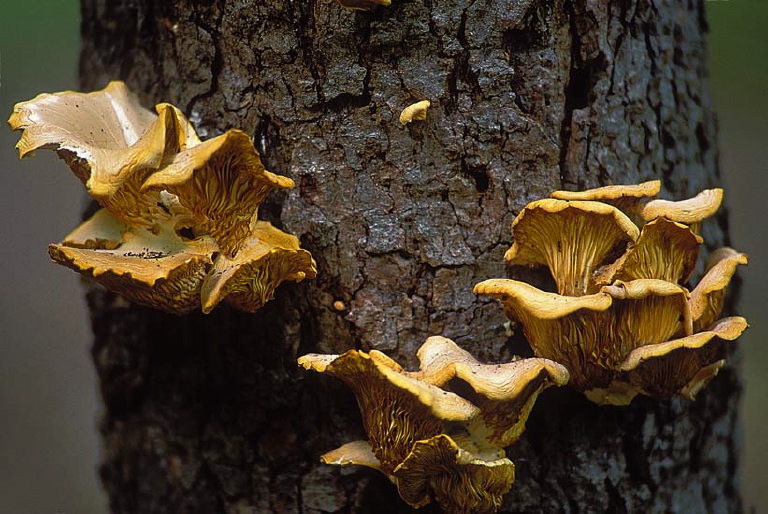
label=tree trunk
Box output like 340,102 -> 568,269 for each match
79,0 -> 740,512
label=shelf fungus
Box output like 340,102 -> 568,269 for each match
298,336 -> 568,513
8,82 -> 316,314
476,181 -> 748,404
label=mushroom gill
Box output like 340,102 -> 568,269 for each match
477,181 -> 748,404
393,434 -> 515,514
299,337 -> 568,512
504,199 -> 639,296
8,82 -> 315,314
200,221 -> 317,314
593,218 -> 702,286
142,129 -> 295,258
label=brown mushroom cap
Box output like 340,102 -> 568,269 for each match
504,199 -> 639,296
412,336 -> 569,447
298,349 -> 479,474
393,434 -> 515,513
617,316 -> 747,399
142,129 -> 294,257
689,248 -> 748,331
200,221 -> 317,314
550,180 -> 660,221
593,218 -> 702,286
475,278 -> 690,397
641,188 -> 723,227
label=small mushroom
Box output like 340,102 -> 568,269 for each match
411,336 -> 569,447
504,199 -> 639,296
399,100 -> 431,125
142,129 -> 295,258
200,221 -> 317,314
8,83 -> 199,229
593,217 -> 703,286
299,337 -> 567,512
618,316 -> 747,399
550,180 -> 660,223
393,434 -> 515,514
475,278 -> 696,404
298,348 -> 478,474
320,440 -> 382,471
689,247 -> 748,331
641,188 -> 723,234
49,209 -> 217,314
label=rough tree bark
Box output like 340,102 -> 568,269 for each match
79,0 -> 740,512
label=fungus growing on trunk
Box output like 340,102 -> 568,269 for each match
399,100 -> 431,125
504,199 -> 639,296
299,337 -> 568,512
8,82 -> 315,314
689,247 -> 748,331
642,188 -> 724,234
593,218 -> 703,286
476,182 -> 748,404
550,180 -> 660,223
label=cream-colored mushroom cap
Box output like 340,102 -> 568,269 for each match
411,336 -> 569,447
642,188 -> 723,227
551,180 -> 660,220
689,247 -> 748,331
48,210 -> 216,314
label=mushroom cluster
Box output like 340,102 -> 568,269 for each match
8,82 -> 316,314
475,181 -> 748,405
299,336 -> 568,513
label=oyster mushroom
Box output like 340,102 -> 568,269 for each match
411,336 -> 569,447
399,100 -> 431,125
299,348 -> 479,474
8,83 -> 198,229
9,82 -> 315,314
142,129 -> 295,258
504,199 -> 639,296
49,209 -> 217,314
618,316 -> 747,399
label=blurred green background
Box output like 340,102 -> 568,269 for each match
0,1 -> 765,512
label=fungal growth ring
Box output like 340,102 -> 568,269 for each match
8,82 -> 316,314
